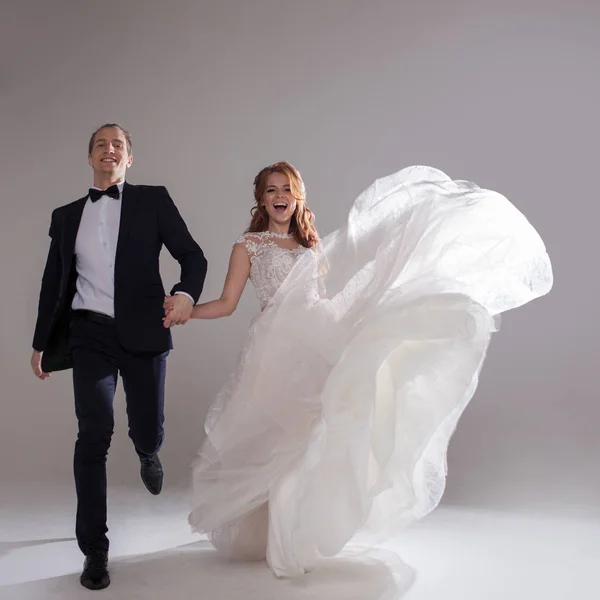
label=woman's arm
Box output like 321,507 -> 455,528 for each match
164,241 -> 250,320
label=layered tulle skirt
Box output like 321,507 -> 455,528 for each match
188,166 -> 553,576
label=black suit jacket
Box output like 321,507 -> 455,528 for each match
33,182 -> 207,372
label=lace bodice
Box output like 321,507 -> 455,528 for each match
236,232 -> 308,310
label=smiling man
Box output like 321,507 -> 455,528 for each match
30,123 -> 207,590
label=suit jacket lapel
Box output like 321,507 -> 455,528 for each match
63,197 -> 87,270
116,182 -> 137,258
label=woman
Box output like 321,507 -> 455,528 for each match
166,162 -> 552,577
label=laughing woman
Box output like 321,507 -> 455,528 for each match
166,161 -> 552,578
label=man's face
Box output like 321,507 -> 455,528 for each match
88,126 -> 132,180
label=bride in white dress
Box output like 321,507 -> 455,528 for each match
165,162 -> 552,578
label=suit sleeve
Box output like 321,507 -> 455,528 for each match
32,210 -> 63,351
157,187 -> 207,303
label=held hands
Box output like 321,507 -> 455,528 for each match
30,350 -> 50,380
163,294 -> 193,328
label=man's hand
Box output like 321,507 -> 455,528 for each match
30,350 -> 51,380
163,294 -> 193,328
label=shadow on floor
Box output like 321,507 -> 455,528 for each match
0,540 -> 414,600
0,539 -> 75,559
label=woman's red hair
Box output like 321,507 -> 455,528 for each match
247,162 -> 319,248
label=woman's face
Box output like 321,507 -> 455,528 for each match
261,172 -> 297,226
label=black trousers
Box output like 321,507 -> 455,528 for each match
68,310 -> 168,555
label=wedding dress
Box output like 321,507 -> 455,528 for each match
188,166 -> 553,577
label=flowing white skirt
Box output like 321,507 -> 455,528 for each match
188,166 -> 553,577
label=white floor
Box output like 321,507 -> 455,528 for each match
0,483 -> 598,600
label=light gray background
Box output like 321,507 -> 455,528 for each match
1,0 -> 597,511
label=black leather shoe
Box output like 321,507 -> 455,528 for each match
80,550 -> 110,590
140,454 -> 163,495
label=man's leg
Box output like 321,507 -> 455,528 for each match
69,314 -> 119,590
121,350 -> 168,494
71,318 -> 118,554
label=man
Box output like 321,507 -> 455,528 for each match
30,124 -> 207,590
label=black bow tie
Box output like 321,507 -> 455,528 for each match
89,185 -> 120,202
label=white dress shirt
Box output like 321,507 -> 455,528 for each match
71,182 -> 192,317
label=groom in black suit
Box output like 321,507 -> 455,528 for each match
30,124 -> 207,590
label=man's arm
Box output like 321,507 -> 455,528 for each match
157,186 -> 207,303
31,210 -> 62,378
